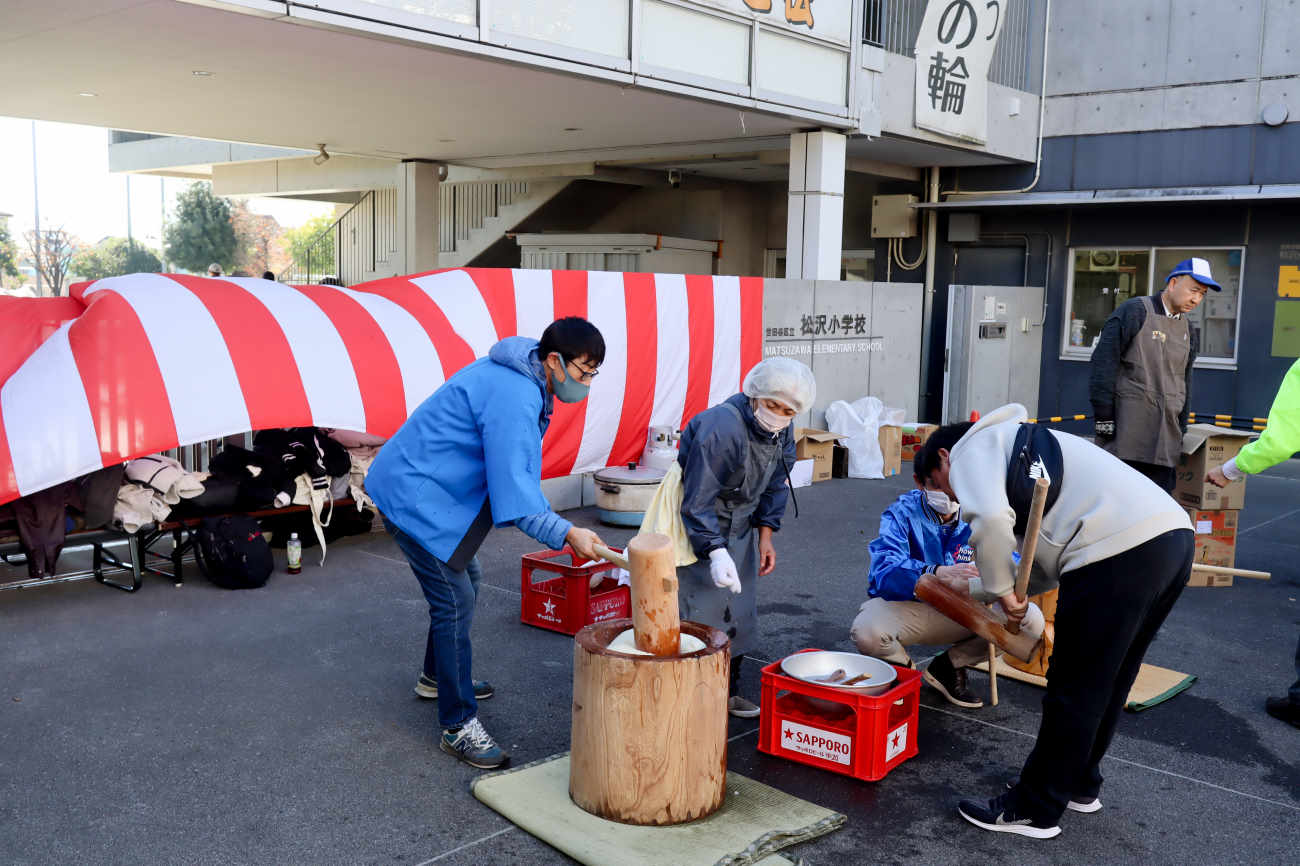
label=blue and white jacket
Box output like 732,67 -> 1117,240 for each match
867,489 -> 972,602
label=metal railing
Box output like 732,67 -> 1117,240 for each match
163,434 -> 252,474
280,189 -> 398,286
280,180 -> 532,285
864,0 -> 1039,92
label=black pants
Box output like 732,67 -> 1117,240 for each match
1014,528 -> 1193,824
1289,633 -> 1300,706
730,654 -> 745,694
1123,459 -> 1177,492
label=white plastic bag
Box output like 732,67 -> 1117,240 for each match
824,396 -> 905,479
637,461 -> 698,566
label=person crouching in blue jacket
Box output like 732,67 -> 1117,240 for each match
851,449 -> 1020,710
365,317 -> 607,770
677,357 -> 815,719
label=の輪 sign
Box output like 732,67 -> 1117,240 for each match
913,0 -> 1007,144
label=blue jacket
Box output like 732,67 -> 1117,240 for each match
677,393 -> 796,556
867,489 -> 972,601
366,337 -> 571,568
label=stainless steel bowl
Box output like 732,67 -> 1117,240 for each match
779,651 -> 897,697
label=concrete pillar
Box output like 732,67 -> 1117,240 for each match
396,160 -> 440,274
784,131 -> 845,279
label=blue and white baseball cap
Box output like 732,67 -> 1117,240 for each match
1165,257 -> 1221,291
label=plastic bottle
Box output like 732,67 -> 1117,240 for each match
287,532 -> 302,574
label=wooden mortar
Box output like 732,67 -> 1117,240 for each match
569,618 -> 730,825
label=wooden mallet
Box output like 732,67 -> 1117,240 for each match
989,476 -> 1050,704
1007,476 -> 1051,634
595,537 -> 681,656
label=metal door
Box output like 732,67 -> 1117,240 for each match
943,285 -> 1045,423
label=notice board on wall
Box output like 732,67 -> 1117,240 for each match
1273,300 -> 1300,358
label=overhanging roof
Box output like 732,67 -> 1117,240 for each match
916,184 -> 1300,209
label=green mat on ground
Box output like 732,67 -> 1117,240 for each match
974,659 -> 1196,712
1122,663 -> 1197,712
471,753 -> 845,866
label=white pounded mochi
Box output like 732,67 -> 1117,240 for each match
606,628 -> 706,656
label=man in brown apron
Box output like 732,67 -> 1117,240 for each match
1088,257 -> 1218,491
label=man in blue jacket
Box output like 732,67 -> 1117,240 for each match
366,317 -> 606,770
850,452 -> 1042,709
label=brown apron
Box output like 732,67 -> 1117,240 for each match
1105,295 -> 1190,467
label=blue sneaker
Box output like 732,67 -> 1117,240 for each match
440,717 -> 509,769
414,673 -> 494,700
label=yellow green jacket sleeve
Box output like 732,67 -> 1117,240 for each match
1235,358 -> 1300,475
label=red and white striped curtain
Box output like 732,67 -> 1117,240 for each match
0,269 -> 764,507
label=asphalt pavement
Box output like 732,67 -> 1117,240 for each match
2,464 -> 1298,865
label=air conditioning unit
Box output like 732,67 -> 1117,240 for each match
1089,250 -> 1119,271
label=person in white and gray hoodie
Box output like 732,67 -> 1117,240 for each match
917,403 -> 1193,840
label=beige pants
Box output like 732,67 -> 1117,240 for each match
850,596 -> 1045,670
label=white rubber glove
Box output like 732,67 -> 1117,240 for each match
708,548 -> 742,594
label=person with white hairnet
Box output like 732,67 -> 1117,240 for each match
676,356 -> 816,717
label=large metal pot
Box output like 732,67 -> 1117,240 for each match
780,650 -> 897,697
593,463 -> 666,527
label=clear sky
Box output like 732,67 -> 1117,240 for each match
0,116 -> 333,249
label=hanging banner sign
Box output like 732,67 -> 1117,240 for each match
913,0 -> 1007,144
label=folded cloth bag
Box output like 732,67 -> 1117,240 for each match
637,461 -> 697,567
113,483 -> 173,533
126,454 -> 205,505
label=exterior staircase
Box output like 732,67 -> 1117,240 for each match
438,179 -> 568,268
281,176 -> 645,284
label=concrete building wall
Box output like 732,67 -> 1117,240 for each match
1045,0 -> 1300,137
950,121 -> 1300,195
584,175 -> 880,278
212,155 -> 398,198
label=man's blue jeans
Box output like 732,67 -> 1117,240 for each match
384,518 -> 481,730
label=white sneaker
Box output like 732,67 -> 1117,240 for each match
1007,777 -> 1102,813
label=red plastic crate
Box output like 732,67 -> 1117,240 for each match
757,650 -> 920,781
520,546 -> 629,635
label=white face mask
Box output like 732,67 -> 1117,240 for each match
925,489 -> 959,516
752,401 -> 793,433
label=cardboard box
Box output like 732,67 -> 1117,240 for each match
1032,587 -> 1058,623
787,457 -> 815,489
1187,568 -> 1233,588
794,428 -> 840,483
900,423 -> 938,463
1186,508 -> 1237,568
831,444 -> 850,479
878,425 -> 902,478
1174,424 -> 1255,510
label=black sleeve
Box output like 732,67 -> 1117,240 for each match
1089,299 -> 1146,421
316,430 -> 351,477
1181,325 -> 1199,433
